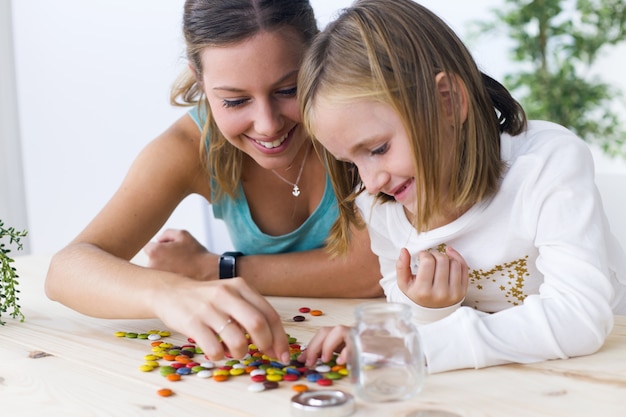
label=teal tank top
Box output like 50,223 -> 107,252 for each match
188,106 -> 338,255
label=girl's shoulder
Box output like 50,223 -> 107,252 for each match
502,120 -> 593,167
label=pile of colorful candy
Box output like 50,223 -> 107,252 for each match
115,326 -> 348,397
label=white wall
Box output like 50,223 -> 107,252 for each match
0,0 -> 29,250
11,0 -> 191,255
9,0 -> 626,255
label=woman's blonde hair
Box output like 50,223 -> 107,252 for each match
170,0 -> 318,201
299,0 -> 526,255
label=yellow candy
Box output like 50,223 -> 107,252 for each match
267,368 -> 285,376
114,331 -> 126,337
213,369 -> 230,377
139,364 -> 154,372
229,368 -> 245,376
266,374 -> 283,382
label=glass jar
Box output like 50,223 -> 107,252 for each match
349,302 -> 426,402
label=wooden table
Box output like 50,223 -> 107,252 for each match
1,255 -> 625,416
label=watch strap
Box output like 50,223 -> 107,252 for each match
218,251 -> 244,279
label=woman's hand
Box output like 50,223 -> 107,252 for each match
397,246 -> 468,308
144,229 -> 219,280
297,325 -> 352,367
151,276 -> 290,363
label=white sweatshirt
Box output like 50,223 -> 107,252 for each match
357,121 -> 626,374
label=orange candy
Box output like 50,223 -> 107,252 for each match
157,388 -> 174,397
166,374 -> 181,382
292,384 -> 309,392
310,310 -> 323,316
212,374 -> 229,382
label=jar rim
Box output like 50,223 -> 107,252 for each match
354,301 -> 410,317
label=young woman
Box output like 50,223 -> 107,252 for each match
297,0 -> 626,373
45,0 -> 381,362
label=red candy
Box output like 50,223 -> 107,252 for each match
251,374 -> 266,383
298,307 -> 311,313
317,378 -> 333,386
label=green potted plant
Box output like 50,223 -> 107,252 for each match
474,0 -> 626,158
0,219 -> 27,325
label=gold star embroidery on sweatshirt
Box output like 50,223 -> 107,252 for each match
469,255 -> 530,306
432,244 -> 530,307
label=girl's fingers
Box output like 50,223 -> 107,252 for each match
298,325 -> 351,367
298,327 -> 331,366
446,246 -> 469,300
320,325 -> 350,363
396,248 -> 414,293
405,247 -> 470,308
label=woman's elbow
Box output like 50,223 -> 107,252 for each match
44,251 -> 68,302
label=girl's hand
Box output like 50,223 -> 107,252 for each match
298,325 -> 352,367
144,229 -> 218,280
396,246 -> 468,309
152,277 -> 290,363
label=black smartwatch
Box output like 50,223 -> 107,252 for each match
218,251 -> 244,279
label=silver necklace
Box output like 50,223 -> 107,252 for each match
271,144 -> 311,197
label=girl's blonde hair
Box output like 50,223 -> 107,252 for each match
299,0 -> 526,255
170,0 -> 318,201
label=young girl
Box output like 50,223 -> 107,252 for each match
44,0 -> 381,362
297,0 -> 626,373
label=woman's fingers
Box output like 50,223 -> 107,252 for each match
223,278 -> 289,362
158,278 -> 288,363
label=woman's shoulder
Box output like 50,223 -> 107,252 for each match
135,112 -> 209,193
187,104 -> 205,130
149,112 -> 202,157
